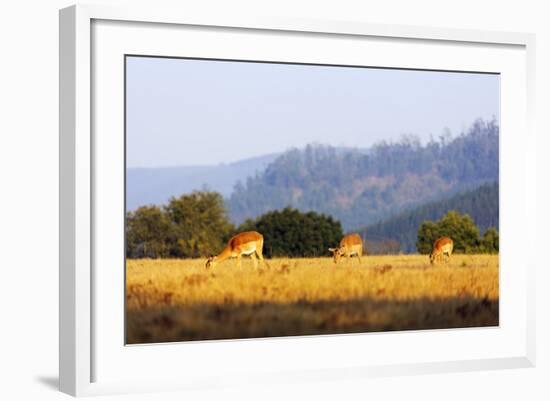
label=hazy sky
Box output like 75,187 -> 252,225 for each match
126,56 -> 499,168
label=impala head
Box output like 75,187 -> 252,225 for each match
328,247 -> 344,264
205,256 -> 216,269
429,251 -> 437,265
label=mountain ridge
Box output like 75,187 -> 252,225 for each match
228,119 -> 499,230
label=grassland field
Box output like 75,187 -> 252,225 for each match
126,254 -> 499,343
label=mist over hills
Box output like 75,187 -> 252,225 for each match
126,153 -> 279,211
228,119 -> 499,230
126,146 -> 371,211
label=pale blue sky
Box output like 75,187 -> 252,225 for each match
126,56 -> 499,168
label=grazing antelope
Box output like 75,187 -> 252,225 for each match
205,231 -> 266,269
329,233 -> 364,264
430,236 -> 454,264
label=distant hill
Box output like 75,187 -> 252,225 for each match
362,182 -> 499,253
126,153 -> 279,211
228,119 -> 499,230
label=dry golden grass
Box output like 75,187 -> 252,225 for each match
126,254 -> 498,343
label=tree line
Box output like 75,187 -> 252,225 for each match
364,182 -> 499,252
126,191 -> 498,259
126,191 -> 233,258
416,211 -> 499,254
126,191 -> 342,259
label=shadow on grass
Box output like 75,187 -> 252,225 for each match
126,295 -> 498,344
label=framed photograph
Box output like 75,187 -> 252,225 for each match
59,4 -> 536,396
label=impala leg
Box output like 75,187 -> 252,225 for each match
357,253 -> 362,264
256,251 -> 267,266
236,254 -> 242,269
256,250 -> 268,268
251,252 -> 258,269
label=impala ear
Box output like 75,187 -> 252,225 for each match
328,248 -> 335,252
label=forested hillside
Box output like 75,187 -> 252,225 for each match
363,182 -> 499,253
228,119 -> 499,230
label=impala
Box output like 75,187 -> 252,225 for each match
430,236 -> 454,264
329,233 -> 364,264
205,231 -> 266,269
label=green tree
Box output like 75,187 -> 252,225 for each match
416,211 -> 480,254
164,191 -> 234,258
479,227 -> 499,253
416,221 -> 440,254
438,211 -> 480,253
238,207 -> 343,257
126,205 -> 172,258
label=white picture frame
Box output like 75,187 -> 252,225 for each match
59,4 -> 536,397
